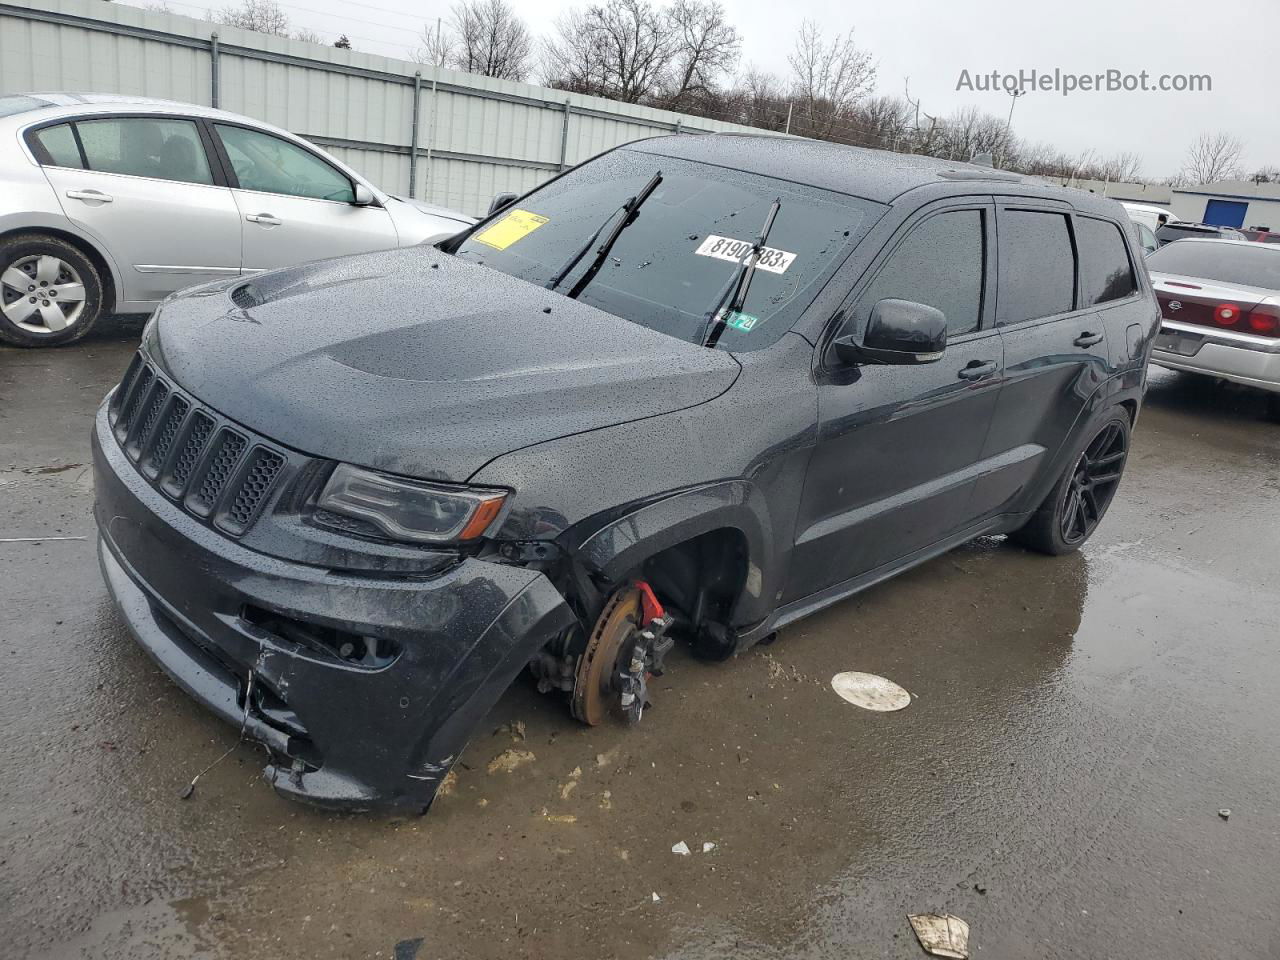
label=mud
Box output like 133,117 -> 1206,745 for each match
3,315 -> 1279,959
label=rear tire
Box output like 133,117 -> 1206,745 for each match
1009,410 -> 1131,556
0,233 -> 104,347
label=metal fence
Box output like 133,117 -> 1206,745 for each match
0,0 -> 773,216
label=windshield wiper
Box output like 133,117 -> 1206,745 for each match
545,170 -> 663,299
700,198 -> 782,350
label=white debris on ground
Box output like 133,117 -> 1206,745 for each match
702,842 -> 716,853
907,913 -> 970,959
671,841 -> 691,856
830,671 -> 912,711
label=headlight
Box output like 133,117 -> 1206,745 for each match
316,464 -> 508,544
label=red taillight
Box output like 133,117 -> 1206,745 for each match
1245,304 -> 1280,337
1214,303 -> 1242,326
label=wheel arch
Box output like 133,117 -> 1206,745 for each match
0,224 -> 121,311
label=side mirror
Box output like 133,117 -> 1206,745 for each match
488,191 -> 519,216
352,183 -> 376,206
833,298 -> 948,366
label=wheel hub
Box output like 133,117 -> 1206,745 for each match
571,584 -> 673,726
0,254 -> 86,334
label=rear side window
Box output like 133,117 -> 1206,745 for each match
30,124 -> 83,169
76,117 -> 214,185
215,124 -> 354,202
1077,218 -> 1137,304
857,209 -> 986,336
997,210 -> 1076,324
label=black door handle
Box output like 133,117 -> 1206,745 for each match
1074,331 -> 1104,347
957,360 -> 998,381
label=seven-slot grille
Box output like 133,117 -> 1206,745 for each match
108,353 -> 289,536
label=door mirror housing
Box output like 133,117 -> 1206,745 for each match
833,298 -> 948,366
488,191 -> 519,216
352,183 -> 376,206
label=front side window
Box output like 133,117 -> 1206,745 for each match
215,124 -> 354,202
451,150 -> 883,350
76,117 -> 213,185
1078,217 -> 1138,304
30,124 -> 83,169
1136,222 -> 1158,256
997,210 -> 1076,325
854,209 -> 986,337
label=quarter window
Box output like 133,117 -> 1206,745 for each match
215,124 -> 354,202
1078,218 -> 1138,304
997,210 -> 1076,325
30,124 -> 83,169
857,209 -> 986,336
76,117 -> 213,185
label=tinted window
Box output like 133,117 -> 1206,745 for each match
1078,218 -> 1137,304
452,150 -> 882,351
997,210 -> 1075,324
1136,222 -> 1158,256
76,117 -> 213,185
216,124 -> 353,202
1156,223 -> 1219,244
857,210 -> 985,336
1147,241 -> 1280,290
31,124 -> 83,169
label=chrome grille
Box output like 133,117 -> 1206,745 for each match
109,353 -> 291,537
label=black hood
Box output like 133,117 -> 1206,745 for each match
148,248 -> 740,482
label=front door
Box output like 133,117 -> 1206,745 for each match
38,115 -> 242,302
787,200 -> 1002,603
210,123 -> 399,272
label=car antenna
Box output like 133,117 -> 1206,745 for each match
701,198 -> 782,350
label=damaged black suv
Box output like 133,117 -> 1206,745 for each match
93,135 -> 1158,812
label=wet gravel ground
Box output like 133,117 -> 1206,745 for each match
2,315 -> 1279,960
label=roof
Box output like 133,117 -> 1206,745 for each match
2,92 -> 265,127
626,134 -> 1110,210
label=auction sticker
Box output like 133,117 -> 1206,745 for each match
695,235 -> 796,274
473,209 -> 549,251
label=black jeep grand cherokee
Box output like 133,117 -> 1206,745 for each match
93,135 -> 1159,812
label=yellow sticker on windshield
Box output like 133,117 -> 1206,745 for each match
473,209 -> 549,251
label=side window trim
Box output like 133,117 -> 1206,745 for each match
832,196 -> 997,346
992,202 -> 1082,330
1072,212 -> 1143,308
210,121 -> 356,203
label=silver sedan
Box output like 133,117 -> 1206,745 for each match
0,92 -> 474,347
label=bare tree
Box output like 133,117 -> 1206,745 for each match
1183,132 -> 1245,184
1095,151 -> 1142,183
543,0 -> 675,103
213,0 -> 290,37
413,20 -> 455,67
294,27 -> 323,43
1248,164 -> 1280,184
445,0 -> 534,80
664,0 -> 740,106
787,21 -> 876,137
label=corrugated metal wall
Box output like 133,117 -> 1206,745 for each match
0,0 -> 777,216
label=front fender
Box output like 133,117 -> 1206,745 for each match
567,479 -> 777,629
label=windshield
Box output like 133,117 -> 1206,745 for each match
1149,241 -> 1280,290
452,149 -> 883,350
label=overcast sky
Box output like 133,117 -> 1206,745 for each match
133,0 -> 1277,178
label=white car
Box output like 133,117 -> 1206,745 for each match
1147,238 -> 1280,421
1120,201 -> 1176,256
0,93 -> 474,346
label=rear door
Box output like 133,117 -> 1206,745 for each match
970,204 -> 1111,519
209,123 -> 399,272
33,115 -> 242,302
787,199 -> 1002,601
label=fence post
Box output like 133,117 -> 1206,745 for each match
408,71 -> 422,198
209,32 -> 220,108
559,99 -> 571,171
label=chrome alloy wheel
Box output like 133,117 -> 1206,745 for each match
0,255 -> 87,334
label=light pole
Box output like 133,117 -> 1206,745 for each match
1006,86 -> 1025,130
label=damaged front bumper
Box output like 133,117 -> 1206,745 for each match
92,404 -> 574,812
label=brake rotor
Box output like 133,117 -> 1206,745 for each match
571,586 -> 642,726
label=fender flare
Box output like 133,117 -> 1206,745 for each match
568,479 -> 777,628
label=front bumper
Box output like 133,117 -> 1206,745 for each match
1151,320 -> 1280,394
92,403 -> 574,812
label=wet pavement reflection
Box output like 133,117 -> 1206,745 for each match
2,318 -> 1279,959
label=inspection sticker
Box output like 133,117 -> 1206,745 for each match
695,235 -> 796,274
719,310 -> 760,331
473,208 -> 549,250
